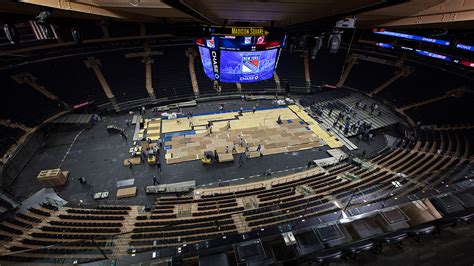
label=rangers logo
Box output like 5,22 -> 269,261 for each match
241,54 -> 260,73
206,37 -> 215,48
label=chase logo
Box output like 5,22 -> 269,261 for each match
241,55 -> 260,73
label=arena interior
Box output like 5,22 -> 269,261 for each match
0,0 -> 473,265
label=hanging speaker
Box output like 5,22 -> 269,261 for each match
3,24 -> 17,44
71,28 -> 82,45
328,33 -> 341,54
311,37 -> 323,59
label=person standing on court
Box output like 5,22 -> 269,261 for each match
238,154 -> 244,167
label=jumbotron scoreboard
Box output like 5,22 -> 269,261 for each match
196,26 -> 286,83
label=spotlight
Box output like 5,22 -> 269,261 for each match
328,32 -> 341,54
3,24 -> 17,44
71,28 -> 82,45
311,36 -> 323,60
335,18 -> 356,29
130,0 -> 140,7
36,10 -> 52,25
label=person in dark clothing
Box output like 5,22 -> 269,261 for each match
263,169 -> 271,176
277,115 -> 282,124
238,155 -> 244,167
156,160 -> 162,171
120,131 -> 127,141
153,176 -> 159,186
127,160 -> 133,169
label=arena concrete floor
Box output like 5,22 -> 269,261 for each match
10,99 -> 391,208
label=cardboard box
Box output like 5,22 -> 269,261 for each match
117,187 -> 137,199
37,168 -> 68,187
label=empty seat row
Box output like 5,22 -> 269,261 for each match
66,208 -> 128,215
40,226 -> 121,234
131,225 -> 236,239
135,215 -> 233,227
6,218 -> 32,229
58,214 -> 124,221
17,213 -> 41,223
29,208 -> 50,217
31,232 -> 109,240
22,238 -> 114,247
97,205 -> 131,210
49,221 -> 122,228
0,223 -> 23,235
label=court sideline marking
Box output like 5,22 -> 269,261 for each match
58,129 -> 85,168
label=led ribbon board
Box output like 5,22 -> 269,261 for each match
374,42 -> 473,69
456,43 -> 474,52
415,49 -> 452,62
373,29 -> 450,46
376,42 -> 394,49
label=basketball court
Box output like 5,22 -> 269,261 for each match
146,104 -> 343,164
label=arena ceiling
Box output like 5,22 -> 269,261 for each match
0,0 -> 473,29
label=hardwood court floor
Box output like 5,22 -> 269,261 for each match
162,105 -> 342,164
142,118 -> 161,140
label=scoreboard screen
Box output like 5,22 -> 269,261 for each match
198,46 -> 215,80
219,49 -> 278,83
196,27 -> 285,83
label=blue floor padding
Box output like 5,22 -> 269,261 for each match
163,130 -> 196,142
287,119 -> 293,123
299,121 -> 305,125
165,145 -> 172,150
305,126 -> 311,130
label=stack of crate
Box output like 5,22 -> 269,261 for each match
36,169 -> 69,187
